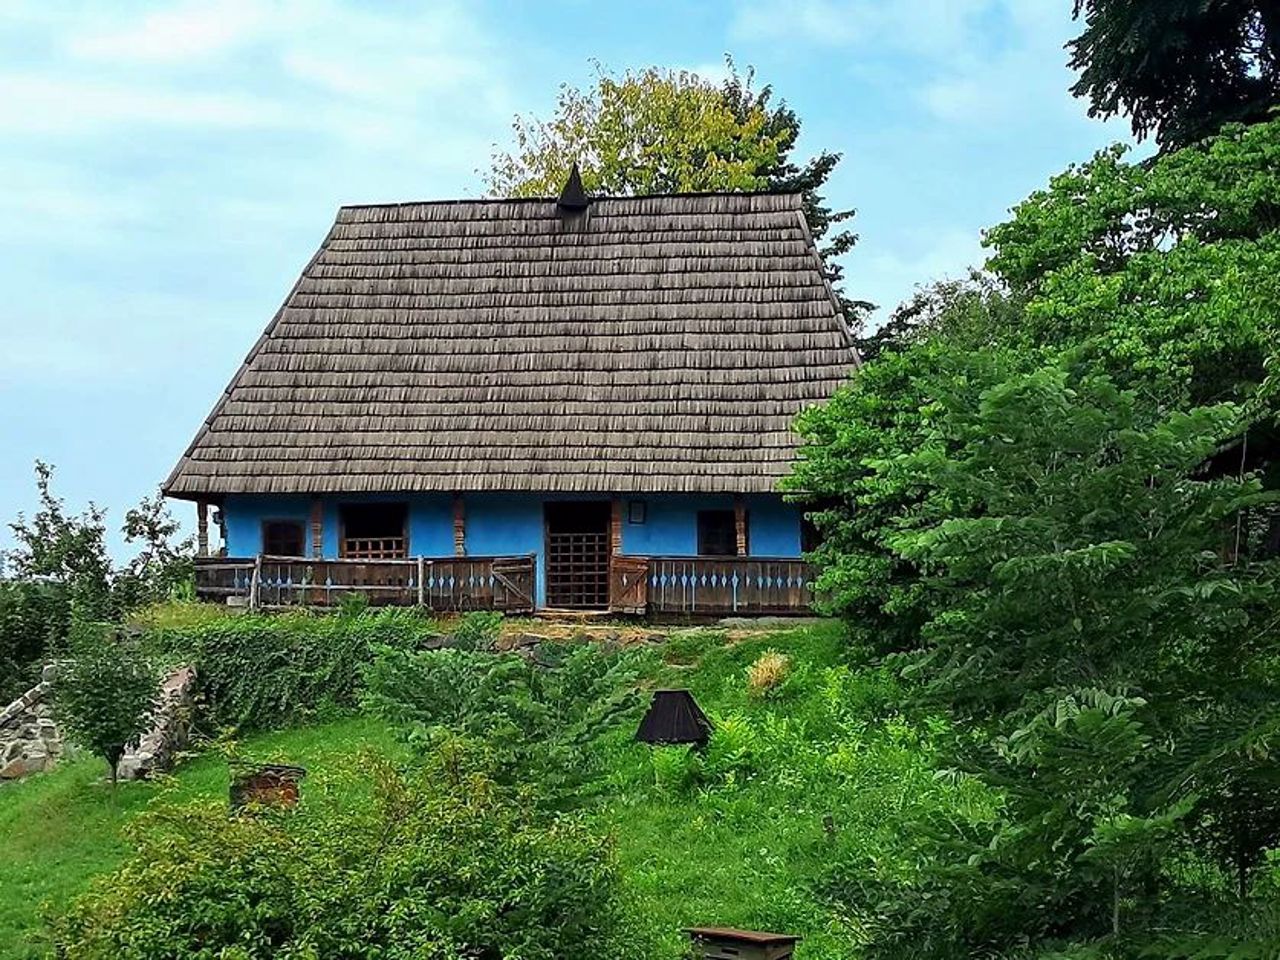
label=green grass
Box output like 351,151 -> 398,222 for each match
0,716 -> 401,960
585,624 -> 988,958
0,623 -> 985,959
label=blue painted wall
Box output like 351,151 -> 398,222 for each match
220,492 -> 804,607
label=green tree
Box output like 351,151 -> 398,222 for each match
488,62 -> 786,197
55,626 -> 159,787
795,117 -> 1280,957
4,461 -> 112,621
115,491 -> 194,608
983,121 -> 1280,413
821,361 -> 1280,957
487,60 -> 866,324
1069,0 -> 1280,148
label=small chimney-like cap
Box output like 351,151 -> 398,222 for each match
557,162 -> 590,211
636,689 -> 712,747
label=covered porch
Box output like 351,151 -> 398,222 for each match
194,553 -> 815,617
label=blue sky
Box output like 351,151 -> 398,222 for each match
0,0 -> 1137,555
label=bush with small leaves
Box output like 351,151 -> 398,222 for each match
51,748 -> 653,959
147,607 -> 442,730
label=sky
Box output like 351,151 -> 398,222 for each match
0,0 -> 1138,556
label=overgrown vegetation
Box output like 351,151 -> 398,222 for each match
0,463 -> 191,701
147,606 -> 446,730
791,117 -> 1280,957
52,748 -> 650,960
362,638 -> 653,804
4,621 -> 971,960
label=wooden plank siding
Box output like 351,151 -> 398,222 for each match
196,554 -> 814,616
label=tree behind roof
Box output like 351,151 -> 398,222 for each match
486,59 -> 868,327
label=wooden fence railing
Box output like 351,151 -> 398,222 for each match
194,555 -> 536,613
196,553 -> 814,616
643,556 -> 815,616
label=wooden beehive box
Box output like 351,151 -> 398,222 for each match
229,762 -> 306,809
685,927 -> 800,960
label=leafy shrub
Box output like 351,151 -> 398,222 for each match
704,713 -> 759,783
650,745 -> 701,795
149,608 -> 443,730
362,640 -> 653,801
449,610 -> 504,651
746,649 -> 791,698
0,579 -> 69,701
51,749 -> 652,959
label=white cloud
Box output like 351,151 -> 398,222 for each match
0,0 -> 514,163
847,227 -> 987,320
731,0 -> 1084,128
731,0 -> 995,57
0,74 -> 289,134
67,0 -> 271,64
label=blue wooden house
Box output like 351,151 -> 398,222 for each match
166,176 -> 858,615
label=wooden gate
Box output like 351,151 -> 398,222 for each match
609,556 -> 649,614
491,556 -> 536,612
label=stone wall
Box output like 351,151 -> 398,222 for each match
117,665 -> 197,781
0,664 -> 63,780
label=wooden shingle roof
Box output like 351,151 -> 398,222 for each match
164,191 -> 858,499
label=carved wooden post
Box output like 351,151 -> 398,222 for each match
196,501 -> 209,557
250,555 -> 262,610
453,494 -> 466,556
734,495 -> 748,557
611,497 -> 623,556
309,498 -> 324,557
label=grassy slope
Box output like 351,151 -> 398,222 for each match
602,627 -> 858,956
0,622 -> 982,959
590,624 -> 987,958
0,717 -> 401,960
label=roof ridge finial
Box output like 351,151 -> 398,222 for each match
557,161 -> 590,211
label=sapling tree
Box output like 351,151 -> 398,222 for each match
55,625 -> 159,787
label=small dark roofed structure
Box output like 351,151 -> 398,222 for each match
636,689 -> 712,747
556,161 -> 590,211
686,927 -> 801,960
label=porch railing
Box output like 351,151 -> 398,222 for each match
195,553 -> 814,616
643,556 -> 815,616
194,554 -> 536,613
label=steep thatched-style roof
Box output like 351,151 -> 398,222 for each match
164,191 -> 858,499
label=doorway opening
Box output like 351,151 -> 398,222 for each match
339,503 -> 408,560
544,501 -> 611,609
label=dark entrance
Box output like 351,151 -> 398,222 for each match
339,502 -> 408,560
545,501 -> 611,610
